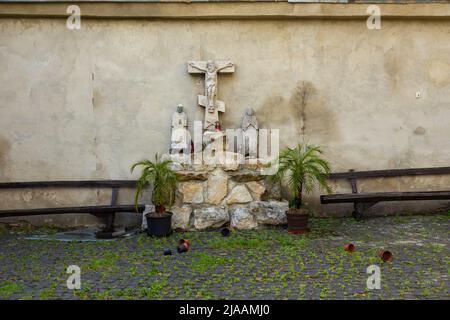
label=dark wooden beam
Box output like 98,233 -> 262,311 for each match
0,205 -> 145,218
0,180 -> 137,189
328,167 -> 450,180
321,191 -> 450,204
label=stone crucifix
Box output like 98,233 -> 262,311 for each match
188,60 -> 234,131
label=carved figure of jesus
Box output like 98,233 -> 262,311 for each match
188,59 -> 234,131
189,60 -> 233,112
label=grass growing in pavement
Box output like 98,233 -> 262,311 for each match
206,229 -> 308,250
0,214 -> 448,300
190,252 -> 232,273
139,278 -> 168,299
0,281 -> 22,297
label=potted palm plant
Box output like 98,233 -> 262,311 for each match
131,154 -> 178,236
271,143 -> 332,234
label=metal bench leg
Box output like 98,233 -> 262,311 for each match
103,213 -> 115,232
348,175 -> 377,220
352,203 -> 363,220
105,187 -> 118,232
95,187 -> 121,238
353,202 -> 377,220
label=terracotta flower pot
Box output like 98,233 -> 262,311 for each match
379,250 -> 393,262
178,239 -> 190,249
344,243 -> 356,252
177,244 -> 189,253
286,208 -> 310,234
177,239 -> 190,253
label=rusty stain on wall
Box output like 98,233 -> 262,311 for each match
257,94 -> 290,129
0,136 -> 11,179
427,60 -> 450,88
290,81 -> 316,136
414,126 -> 426,135
383,48 -> 402,89
291,83 -> 339,144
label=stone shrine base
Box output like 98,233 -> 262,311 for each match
168,159 -> 287,231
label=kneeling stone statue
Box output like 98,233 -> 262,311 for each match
241,107 -> 258,159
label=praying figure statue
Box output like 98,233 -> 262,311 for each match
241,107 -> 258,159
170,104 -> 190,154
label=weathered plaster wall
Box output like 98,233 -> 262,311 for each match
0,16 -> 449,224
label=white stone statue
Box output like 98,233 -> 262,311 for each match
241,107 -> 258,159
188,60 -> 234,131
170,104 -> 190,154
242,107 -> 258,132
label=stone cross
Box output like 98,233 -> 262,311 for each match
188,60 -> 234,131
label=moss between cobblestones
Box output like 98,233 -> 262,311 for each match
0,214 -> 448,300
0,281 -> 22,297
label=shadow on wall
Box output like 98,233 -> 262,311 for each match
257,81 -> 340,149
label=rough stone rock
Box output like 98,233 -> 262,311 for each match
228,179 -> 237,193
178,181 -> 204,203
169,161 -> 184,171
193,205 -> 229,230
177,170 -> 208,181
229,206 -> 258,230
207,168 -> 228,204
223,162 -> 240,171
191,163 -> 216,172
221,151 -> 244,171
170,205 -> 192,230
250,200 -> 288,225
203,151 -> 243,171
242,163 -> 260,171
226,185 -> 253,204
261,180 -> 282,201
229,169 -> 265,182
245,181 -> 266,201
161,153 -> 190,171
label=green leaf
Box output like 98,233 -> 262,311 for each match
130,154 -> 179,211
271,143 -> 332,206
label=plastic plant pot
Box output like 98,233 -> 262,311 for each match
146,212 -> 173,237
221,227 -> 230,237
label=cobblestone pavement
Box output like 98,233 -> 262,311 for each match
0,214 -> 448,300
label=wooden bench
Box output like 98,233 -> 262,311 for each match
0,180 -> 145,237
320,167 -> 450,219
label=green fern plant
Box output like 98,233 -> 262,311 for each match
271,143 -> 332,210
130,154 -> 178,216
